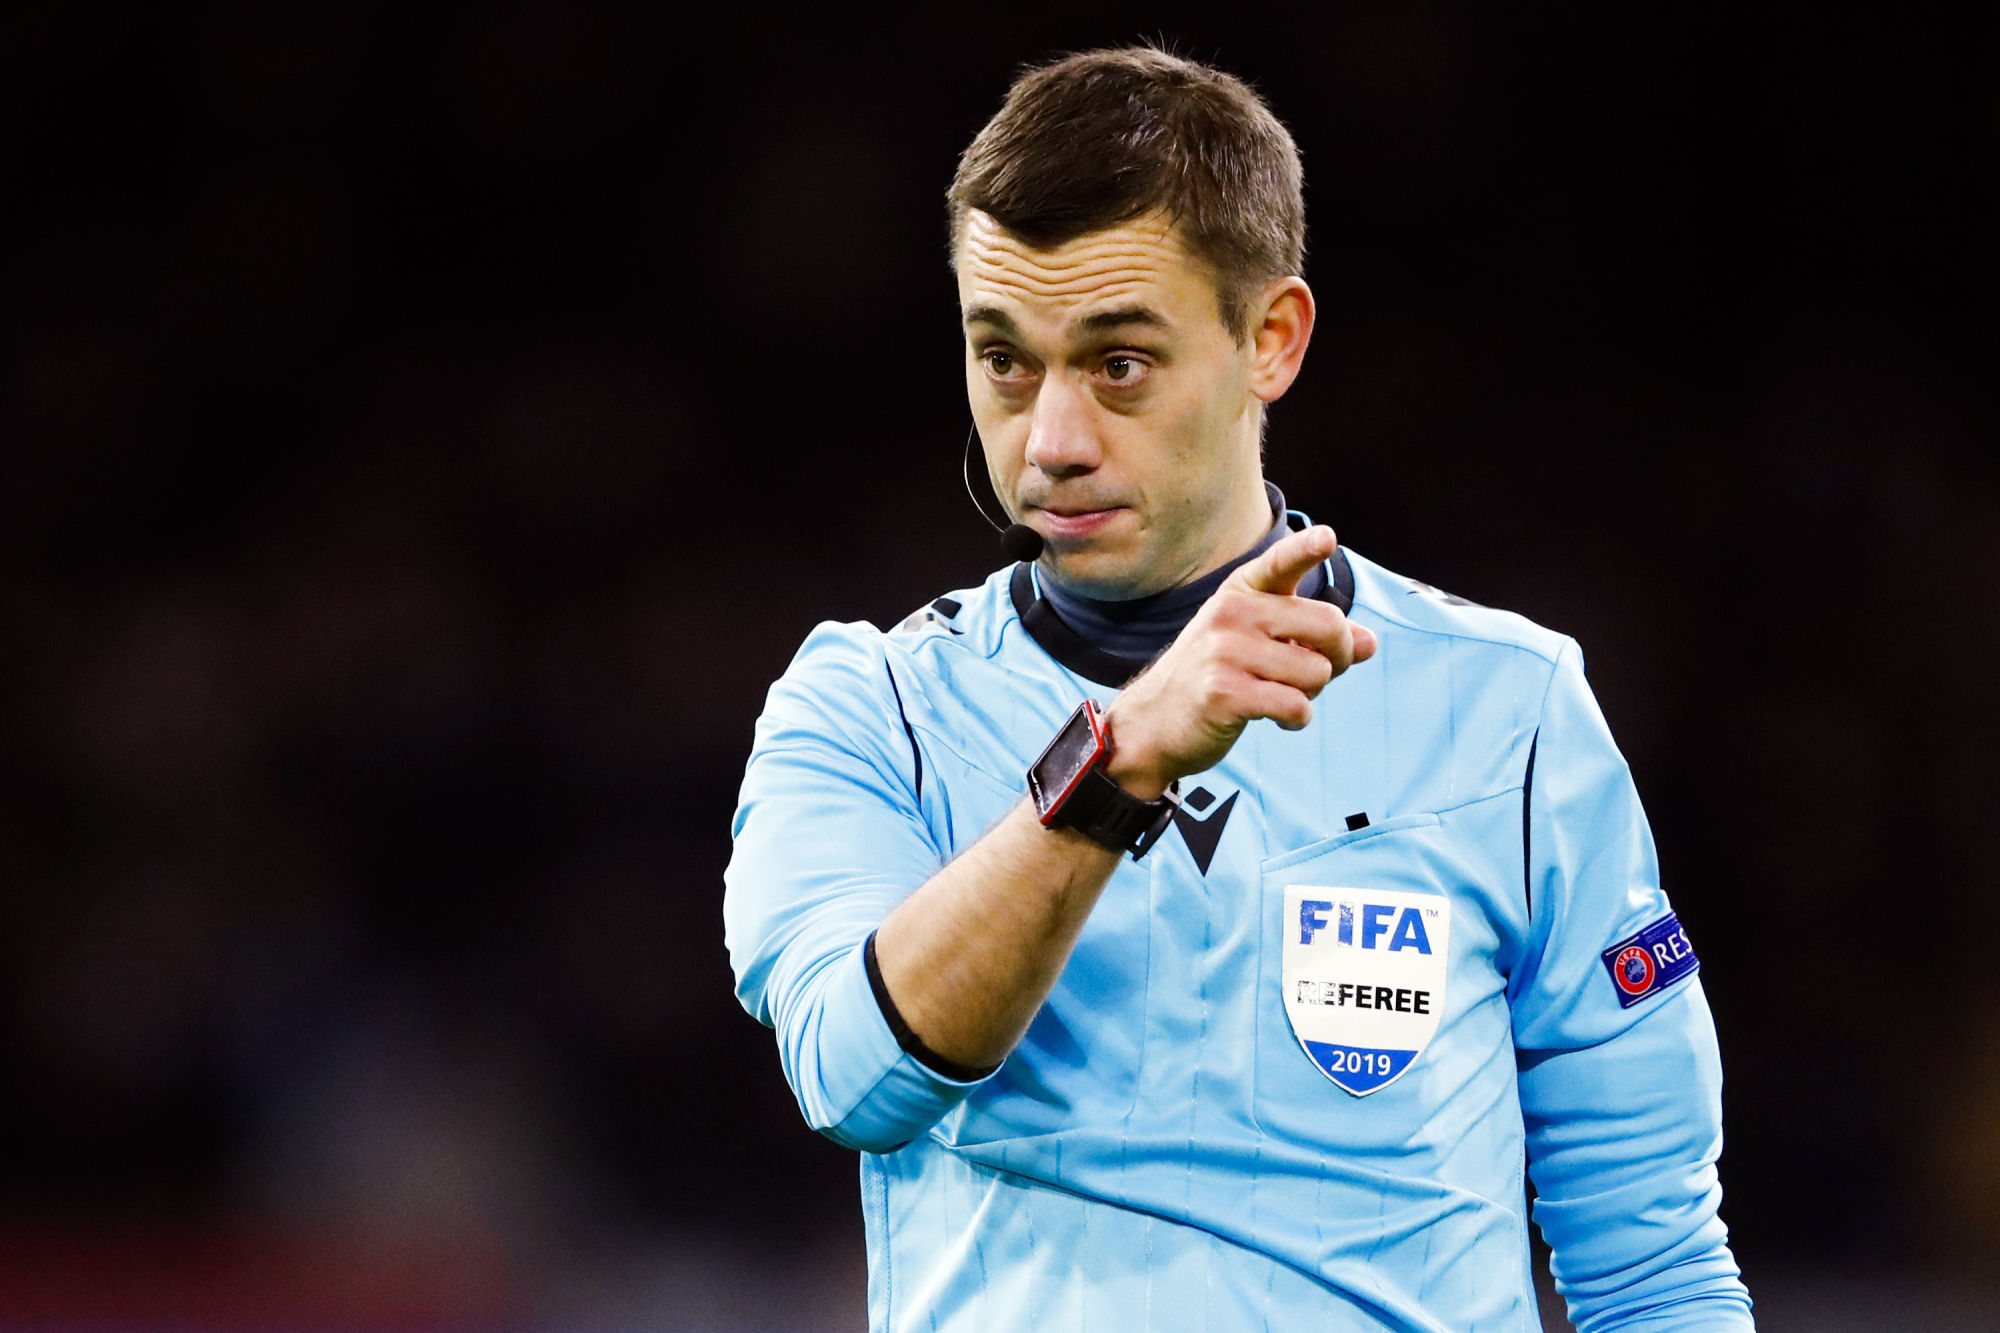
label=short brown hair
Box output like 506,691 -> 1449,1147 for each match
949,46 -> 1305,341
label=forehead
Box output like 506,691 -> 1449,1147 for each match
955,209 -> 1220,334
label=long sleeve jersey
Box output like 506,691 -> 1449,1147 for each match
724,521 -> 1753,1332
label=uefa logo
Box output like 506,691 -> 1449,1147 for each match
1612,945 -> 1656,997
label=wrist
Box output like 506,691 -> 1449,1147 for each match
1027,700 -> 1178,859
1100,706 -> 1172,800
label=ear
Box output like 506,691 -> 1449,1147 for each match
1246,277 -> 1315,404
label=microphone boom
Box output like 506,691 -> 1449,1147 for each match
1001,523 -> 1046,562
965,427 -> 1045,563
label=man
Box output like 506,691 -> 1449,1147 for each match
725,47 -> 1752,1332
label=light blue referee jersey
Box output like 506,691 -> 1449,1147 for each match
725,511 -> 1753,1332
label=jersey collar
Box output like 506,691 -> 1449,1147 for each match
1009,506 -> 1356,689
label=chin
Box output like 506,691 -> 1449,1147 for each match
1043,545 -> 1154,600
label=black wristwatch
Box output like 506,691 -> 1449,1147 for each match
1027,700 -> 1178,859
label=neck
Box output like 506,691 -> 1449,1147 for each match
1178,467 -> 1281,589
1036,481 -> 1318,663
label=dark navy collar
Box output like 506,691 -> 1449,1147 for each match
1038,485 -> 1300,660
1009,486 -> 1355,688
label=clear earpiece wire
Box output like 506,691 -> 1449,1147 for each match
962,425 -> 1010,533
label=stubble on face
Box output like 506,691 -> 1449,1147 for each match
956,210 -> 1271,600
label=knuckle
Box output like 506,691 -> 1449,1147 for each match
1308,603 -> 1346,637
1211,590 -> 1252,628
1208,628 -> 1250,670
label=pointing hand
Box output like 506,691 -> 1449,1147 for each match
1103,526 -> 1376,798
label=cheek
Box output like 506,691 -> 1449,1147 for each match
964,357 -> 993,416
1155,368 -> 1238,466
1143,368 -> 1249,520
968,407 -> 1026,487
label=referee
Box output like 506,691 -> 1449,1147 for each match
726,46 -> 1752,1332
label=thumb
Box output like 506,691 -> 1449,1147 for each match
1236,525 -> 1336,596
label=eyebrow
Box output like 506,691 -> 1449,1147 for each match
961,304 -> 1019,335
1075,305 -> 1169,336
960,303 -> 1171,338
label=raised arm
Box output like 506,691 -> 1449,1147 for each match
727,527 -> 1374,1151
874,525 -> 1373,1071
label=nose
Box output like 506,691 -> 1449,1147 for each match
1022,374 -> 1101,479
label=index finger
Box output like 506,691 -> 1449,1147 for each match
1234,524 -> 1336,596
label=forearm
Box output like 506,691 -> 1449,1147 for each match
873,796 -> 1123,1071
871,530 -> 1373,1074
1522,986 -> 1750,1330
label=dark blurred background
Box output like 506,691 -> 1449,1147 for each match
2,3 -> 1995,1329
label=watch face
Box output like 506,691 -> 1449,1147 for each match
1029,703 -> 1105,820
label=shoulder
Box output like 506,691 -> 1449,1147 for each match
773,617 -> 891,705
883,565 -> 1019,663
1343,548 -> 1575,670
768,565 -> 1022,723
778,565 -> 1008,671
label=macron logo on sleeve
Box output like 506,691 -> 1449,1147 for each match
1600,912 -> 1700,1008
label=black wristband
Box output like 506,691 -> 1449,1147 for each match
1058,767 -> 1178,859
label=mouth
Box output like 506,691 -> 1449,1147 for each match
1028,505 -> 1127,542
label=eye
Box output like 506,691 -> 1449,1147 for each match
1100,355 -> 1150,386
981,348 -> 1030,382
